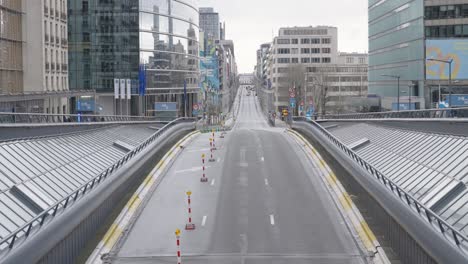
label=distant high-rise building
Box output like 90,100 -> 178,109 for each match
68,0 -> 200,116
199,7 -> 220,40
0,0 -> 69,114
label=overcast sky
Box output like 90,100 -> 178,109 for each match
198,0 -> 368,73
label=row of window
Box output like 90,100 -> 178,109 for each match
425,25 -> 468,38
346,57 -> 367,64
276,38 -> 332,45
425,5 -> 468,20
306,66 -> 368,73
45,75 -> 68,92
276,57 -> 331,64
44,0 -> 67,20
44,20 -> 67,46
327,86 -> 366,92
276,48 -> 331,54
45,48 -> 68,74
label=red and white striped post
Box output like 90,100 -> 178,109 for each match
201,154 -> 208,182
209,147 -> 215,162
212,134 -> 217,150
209,137 -> 213,148
185,191 -> 195,230
175,229 -> 182,264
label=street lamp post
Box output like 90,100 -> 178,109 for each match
427,58 -> 453,107
381,74 -> 401,111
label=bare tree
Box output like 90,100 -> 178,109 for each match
309,67 -> 331,115
281,64 -> 306,115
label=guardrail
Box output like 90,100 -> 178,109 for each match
318,107 -> 468,120
0,118 -> 196,255
293,116 -> 468,251
0,112 -> 158,124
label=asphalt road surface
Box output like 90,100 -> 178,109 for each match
110,87 -> 367,264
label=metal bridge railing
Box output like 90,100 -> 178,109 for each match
0,112 -> 159,124
0,118 -> 196,254
293,116 -> 468,251
318,107 -> 468,120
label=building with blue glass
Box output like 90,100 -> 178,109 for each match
68,0 -> 200,116
369,0 -> 468,110
368,0 -> 425,110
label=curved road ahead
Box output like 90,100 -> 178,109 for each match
109,87 -> 368,264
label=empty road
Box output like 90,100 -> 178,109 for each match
109,87 -> 368,264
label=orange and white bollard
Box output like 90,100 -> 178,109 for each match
201,154 -> 208,182
175,229 -> 182,264
185,191 -> 195,230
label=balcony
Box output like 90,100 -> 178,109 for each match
44,6 -> 49,16
62,64 -> 68,72
45,63 -> 50,72
55,10 -> 59,19
61,13 -> 67,21
56,37 -> 60,45
50,8 -> 54,18
51,63 -> 55,72
45,34 -> 49,43
61,38 -> 68,47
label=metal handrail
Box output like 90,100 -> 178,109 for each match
0,112 -> 160,124
0,118 -> 196,253
293,116 -> 468,250
318,107 -> 468,120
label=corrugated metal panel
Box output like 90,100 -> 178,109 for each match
326,122 -> 468,235
0,125 -> 156,240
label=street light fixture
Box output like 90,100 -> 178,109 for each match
427,58 -> 453,107
381,74 -> 401,111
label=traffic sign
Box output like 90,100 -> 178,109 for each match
290,98 -> 296,107
193,104 -> 199,110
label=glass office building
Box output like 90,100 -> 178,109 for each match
199,7 -> 220,40
368,0 -> 425,110
68,0 -> 200,115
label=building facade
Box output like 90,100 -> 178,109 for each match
424,1 -> 468,108
0,0 -> 69,113
68,0 -> 200,116
310,53 -> 369,114
369,0 -> 468,110
0,0 -> 23,95
267,26 -> 339,111
217,39 -> 238,114
199,7 -> 220,40
264,26 -> 369,115
33,0 -> 69,114
255,43 -> 271,85
368,0 -> 425,110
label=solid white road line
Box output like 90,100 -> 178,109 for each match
270,214 -> 275,226
202,215 -> 207,226
265,178 -> 269,186
175,166 -> 206,174
211,179 -> 215,186
186,148 -> 211,153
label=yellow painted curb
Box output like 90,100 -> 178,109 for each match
287,129 -> 382,253
86,130 -> 200,264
